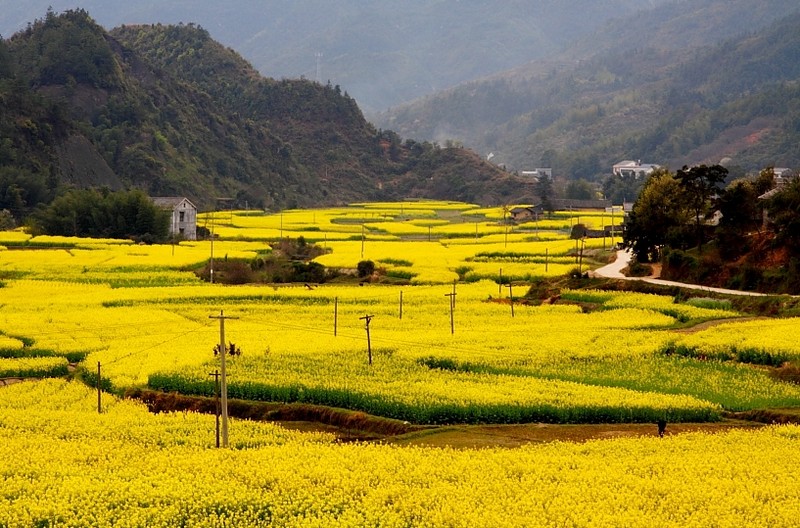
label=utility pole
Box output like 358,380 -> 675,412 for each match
498,268 -> 503,298
209,310 -> 238,448
97,362 -> 102,414
578,237 -> 586,274
445,289 -> 457,334
360,314 -> 374,365
611,207 -> 615,247
399,290 -> 403,320
209,370 -> 220,448
334,297 -> 338,336
451,279 -> 457,309
209,211 -> 215,284
506,283 -> 515,317
361,224 -> 365,258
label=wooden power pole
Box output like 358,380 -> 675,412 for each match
209,310 -> 238,448
445,289 -> 457,334
209,369 -> 221,448
97,362 -> 102,414
360,314 -> 375,365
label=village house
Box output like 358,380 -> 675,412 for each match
612,160 -> 659,179
509,204 -> 544,222
152,197 -> 197,240
520,168 -> 553,180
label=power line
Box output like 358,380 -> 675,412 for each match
104,323 -> 213,366
1,319 -> 199,339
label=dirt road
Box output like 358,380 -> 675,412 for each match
593,249 -> 768,297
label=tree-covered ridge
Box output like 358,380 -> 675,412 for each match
0,9 -> 524,224
378,8 -> 800,180
10,8 -> 118,88
0,31 -> 67,221
109,23 -> 378,203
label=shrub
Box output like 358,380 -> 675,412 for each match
454,265 -> 473,280
357,260 -> 375,278
626,259 -> 652,277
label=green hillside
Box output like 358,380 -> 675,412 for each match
378,3 -> 800,183
0,10 -> 524,222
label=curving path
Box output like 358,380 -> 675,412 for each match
593,249 -> 769,297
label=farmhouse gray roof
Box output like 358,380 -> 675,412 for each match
152,197 -> 195,209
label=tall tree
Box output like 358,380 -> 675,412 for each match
623,168 -> 690,262
714,178 -> 761,259
565,179 -> 595,200
675,164 -> 728,248
535,174 -> 554,214
766,176 -> 800,257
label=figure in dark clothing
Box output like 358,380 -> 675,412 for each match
657,419 -> 667,438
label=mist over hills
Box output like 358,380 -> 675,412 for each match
0,0 -> 672,114
377,0 -> 800,177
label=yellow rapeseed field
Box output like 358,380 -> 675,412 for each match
0,380 -> 798,527
2,200 -> 800,525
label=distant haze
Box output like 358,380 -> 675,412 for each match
0,0 -> 671,113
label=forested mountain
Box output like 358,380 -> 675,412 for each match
0,0 -> 674,114
377,0 -> 800,182
0,10 -> 526,220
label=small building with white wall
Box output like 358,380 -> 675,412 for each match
521,168 -> 553,180
152,197 -> 197,240
612,160 -> 659,179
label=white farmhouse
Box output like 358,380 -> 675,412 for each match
152,197 -> 197,240
612,160 -> 659,179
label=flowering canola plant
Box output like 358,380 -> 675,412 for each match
0,380 -> 798,527
2,200 -> 800,525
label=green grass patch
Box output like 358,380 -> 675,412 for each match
149,350 -> 720,425
0,357 -> 70,378
662,342 -> 789,367
385,270 -> 416,280
0,347 -> 88,363
379,258 -> 413,267
414,354 -> 800,412
684,297 -> 734,311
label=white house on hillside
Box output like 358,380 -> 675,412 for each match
152,197 -> 197,240
612,160 -> 659,179
520,168 -> 553,180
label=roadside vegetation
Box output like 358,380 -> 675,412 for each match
624,166 -> 800,294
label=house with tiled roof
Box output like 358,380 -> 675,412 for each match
152,197 -> 197,240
